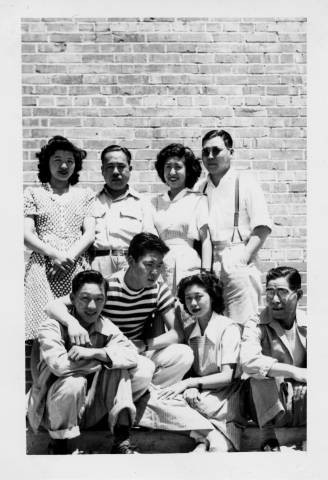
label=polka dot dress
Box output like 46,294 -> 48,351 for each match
24,183 -> 95,340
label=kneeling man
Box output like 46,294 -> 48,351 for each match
240,266 -> 306,451
28,270 -> 140,454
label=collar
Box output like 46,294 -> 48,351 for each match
188,312 -> 233,343
100,184 -> 141,201
161,187 -> 196,203
206,167 -> 235,189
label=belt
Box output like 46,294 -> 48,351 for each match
91,248 -> 128,257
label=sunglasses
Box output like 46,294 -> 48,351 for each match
202,146 -> 225,157
265,287 -> 292,300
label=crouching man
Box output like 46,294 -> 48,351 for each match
28,270 -> 141,454
240,266 -> 306,451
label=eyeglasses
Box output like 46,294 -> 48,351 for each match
202,146 -> 224,157
265,287 -> 293,300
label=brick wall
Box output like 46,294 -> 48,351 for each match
21,17 -> 307,305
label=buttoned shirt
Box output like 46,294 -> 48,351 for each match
180,312 -> 241,377
240,308 -> 307,378
93,185 -> 155,250
195,168 -> 272,243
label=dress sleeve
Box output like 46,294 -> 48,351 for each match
220,324 -> 241,366
24,187 -> 37,217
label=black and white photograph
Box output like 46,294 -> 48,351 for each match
1,1 -> 327,479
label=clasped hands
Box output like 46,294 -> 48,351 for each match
48,250 -> 76,281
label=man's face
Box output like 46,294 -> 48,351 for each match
101,150 -> 131,193
202,135 -> 232,178
128,250 -> 164,289
266,276 -> 299,329
70,282 -> 106,329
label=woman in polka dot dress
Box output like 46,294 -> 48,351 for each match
24,136 -> 95,340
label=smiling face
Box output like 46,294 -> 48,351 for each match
184,283 -> 212,323
70,282 -> 106,329
163,156 -> 187,193
128,250 -> 164,289
49,150 -> 75,184
266,276 -> 299,329
202,135 -> 232,179
101,150 -> 131,194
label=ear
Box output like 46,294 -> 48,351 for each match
296,289 -> 303,300
230,148 -> 234,155
69,292 -> 75,304
127,255 -> 135,268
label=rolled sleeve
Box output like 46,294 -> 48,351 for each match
244,173 -> 272,232
240,320 -> 277,377
220,324 -> 241,366
102,322 -> 138,370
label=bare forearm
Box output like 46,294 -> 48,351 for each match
200,230 -> 212,271
186,370 -> 233,390
67,231 -> 94,260
147,329 -> 179,351
268,363 -> 307,383
24,229 -> 57,259
245,226 -> 271,262
44,299 -> 75,327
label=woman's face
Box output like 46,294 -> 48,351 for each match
163,156 -> 186,192
184,283 -> 212,322
49,150 -> 75,184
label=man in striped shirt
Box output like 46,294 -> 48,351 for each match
46,233 -> 194,396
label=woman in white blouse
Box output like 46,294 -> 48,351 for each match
152,143 -> 212,295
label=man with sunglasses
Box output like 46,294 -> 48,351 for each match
196,129 -> 272,326
240,266 -> 306,451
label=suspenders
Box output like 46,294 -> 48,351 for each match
203,174 -> 244,244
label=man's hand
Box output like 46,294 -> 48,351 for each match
291,366 -> 307,384
67,320 -> 91,346
157,380 -> 189,400
68,345 -> 94,361
293,383 -> 307,402
183,388 -> 201,408
132,339 -> 147,354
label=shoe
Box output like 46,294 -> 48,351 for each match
48,438 -> 80,455
260,438 -> 281,452
190,442 -> 208,453
111,439 -> 139,454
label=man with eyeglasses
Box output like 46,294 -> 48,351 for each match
90,145 -> 155,279
240,266 -> 306,451
195,129 -> 272,326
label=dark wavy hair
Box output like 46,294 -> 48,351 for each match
155,143 -> 202,189
266,266 -> 302,292
72,270 -> 108,296
177,273 -> 225,315
128,232 -> 169,262
36,136 -> 87,185
201,129 -> 233,149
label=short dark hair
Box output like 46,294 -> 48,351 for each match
128,232 -> 169,262
177,273 -> 225,315
155,143 -> 202,189
71,270 -> 108,296
266,266 -> 302,292
36,135 -> 86,185
100,144 -> 132,165
201,129 -> 233,149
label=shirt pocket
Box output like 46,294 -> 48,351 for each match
119,204 -> 143,234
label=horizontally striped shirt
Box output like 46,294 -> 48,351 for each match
102,270 -> 175,340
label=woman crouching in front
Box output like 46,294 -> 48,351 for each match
158,272 -> 243,452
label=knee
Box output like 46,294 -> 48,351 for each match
57,375 -> 87,400
130,355 -> 155,387
167,344 -> 194,369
